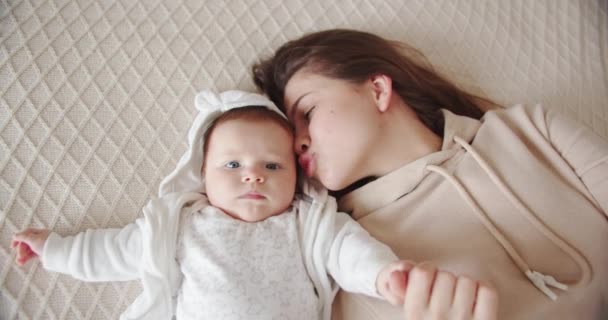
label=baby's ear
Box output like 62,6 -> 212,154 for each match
369,74 -> 393,112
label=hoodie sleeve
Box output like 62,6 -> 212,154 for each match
542,106 -> 608,216
42,220 -> 143,282
318,198 -> 398,299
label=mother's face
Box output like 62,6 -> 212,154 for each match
283,70 -> 384,191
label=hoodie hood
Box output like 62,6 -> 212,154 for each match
158,90 -> 285,197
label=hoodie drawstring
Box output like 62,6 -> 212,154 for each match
426,136 -> 591,301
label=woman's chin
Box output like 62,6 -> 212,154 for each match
318,175 -> 345,192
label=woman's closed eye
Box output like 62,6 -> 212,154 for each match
304,106 -> 316,120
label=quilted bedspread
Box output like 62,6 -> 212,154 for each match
1,0 -> 607,319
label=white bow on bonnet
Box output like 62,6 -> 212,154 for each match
158,89 -> 286,197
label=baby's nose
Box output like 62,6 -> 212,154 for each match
241,170 -> 265,183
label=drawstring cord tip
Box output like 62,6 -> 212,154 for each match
525,270 -> 569,301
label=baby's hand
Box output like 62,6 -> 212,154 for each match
12,228 -> 50,266
376,260 -> 414,305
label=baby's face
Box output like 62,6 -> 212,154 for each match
204,118 -> 297,222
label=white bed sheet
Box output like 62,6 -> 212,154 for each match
1,0 -> 607,318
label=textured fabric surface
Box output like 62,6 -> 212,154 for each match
1,0 -> 607,319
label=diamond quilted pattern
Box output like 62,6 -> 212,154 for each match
1,0 -> 607,318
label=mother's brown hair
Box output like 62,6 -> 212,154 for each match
252,29 -> 496,136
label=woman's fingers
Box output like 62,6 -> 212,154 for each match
473,282 -> 498,320
402,265 -> 499,320
429,269 -> 457,317
403,263 -> 436,317
452,275 -> 477,318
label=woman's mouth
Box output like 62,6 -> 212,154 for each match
298,154 -> 315,178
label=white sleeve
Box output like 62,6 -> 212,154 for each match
543,106 -> 608,215
320,207 -> 398,299
42,220 -> 143,282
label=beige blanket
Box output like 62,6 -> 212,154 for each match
1,0 -> 606,318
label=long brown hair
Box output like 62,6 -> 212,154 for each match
252,29 -> 496,136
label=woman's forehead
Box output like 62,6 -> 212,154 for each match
284,71 -> 330,107
285,71 -> 362,105
285,71 -> 315,95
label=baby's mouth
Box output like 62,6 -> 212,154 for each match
240,191 -> 266,199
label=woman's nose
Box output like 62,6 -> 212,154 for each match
294,130 -> 310,155
241,169 -> 265,183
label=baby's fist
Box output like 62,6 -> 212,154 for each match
12,228 -> 50,266
376,260 -> 414,306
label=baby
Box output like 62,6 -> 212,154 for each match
13,90 -> 409,320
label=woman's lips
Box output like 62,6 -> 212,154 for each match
298,153 -> 315,178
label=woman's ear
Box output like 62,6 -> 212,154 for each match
370,74 -> 393,112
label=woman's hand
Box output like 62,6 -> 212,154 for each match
378,262 -> 498,320
12,228 -> 50,266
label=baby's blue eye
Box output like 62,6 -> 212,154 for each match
225,161 -> 240,168
266,163 -> 280,170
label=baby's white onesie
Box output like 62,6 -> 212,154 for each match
176,205 -> 318,320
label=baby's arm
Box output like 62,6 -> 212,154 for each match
322,210 -> 399,297
12,222 -> 143,282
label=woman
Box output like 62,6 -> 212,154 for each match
252,29 -> 608,319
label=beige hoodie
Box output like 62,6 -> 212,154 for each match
332,105 -> 608,320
